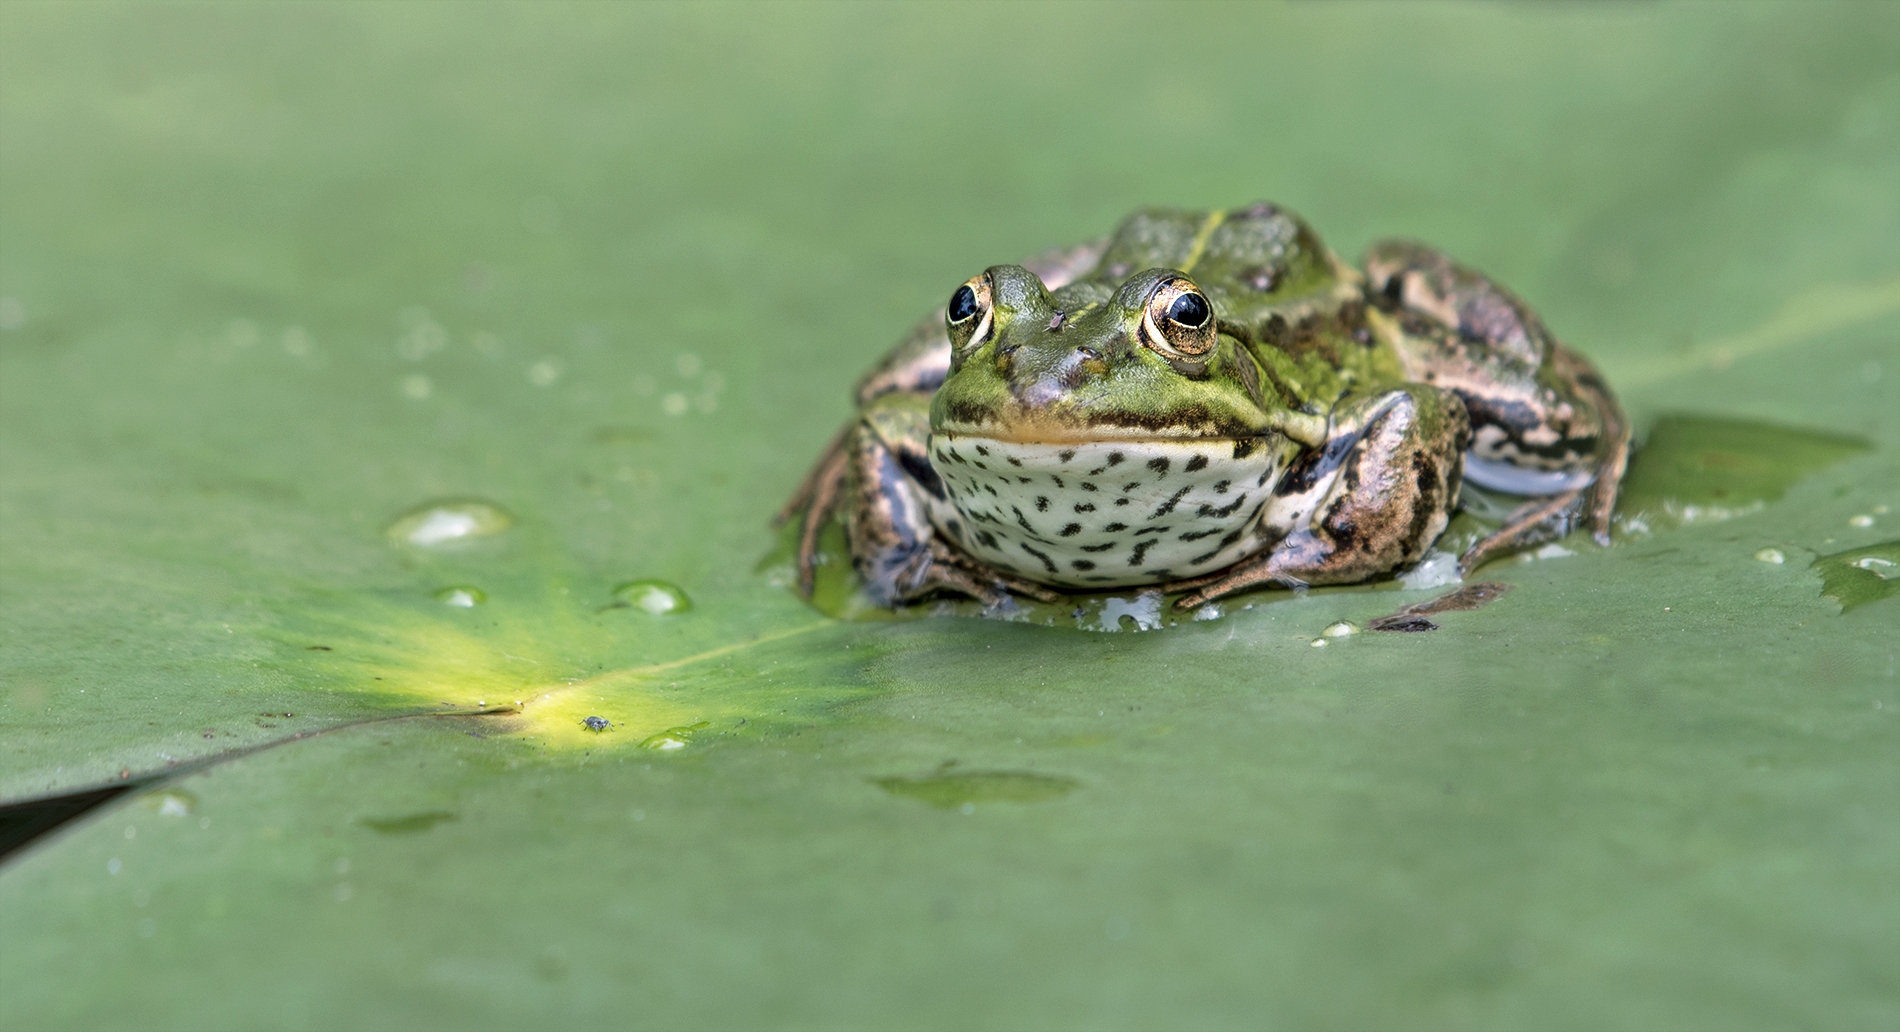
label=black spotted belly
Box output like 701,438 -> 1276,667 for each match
922,434 -> 1294,588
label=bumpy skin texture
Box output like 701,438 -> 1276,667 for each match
778,204 -> 1627,609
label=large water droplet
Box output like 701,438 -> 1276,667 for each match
434,585 -> 487,607
612,579 -> 692,614
639,721 -> 710,751
387,500 -> 513,546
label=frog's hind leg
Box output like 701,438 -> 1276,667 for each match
1363,240 -> 1630,558
776,424 -> 853,598
1170,386 -> 1469,609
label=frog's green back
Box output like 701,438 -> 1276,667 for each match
1074,204 -> 1406,414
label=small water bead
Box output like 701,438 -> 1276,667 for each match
142,789 -> 198,816
1850,514 -> 1876,528
387,500 -> 513,546
434,585 -> 487,607
1852,555 -> 1897,578
639,721 -> 710,751
1754,548 -> 1786,564
613,579 -> 692,614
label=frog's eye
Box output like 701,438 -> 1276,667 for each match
945,273 -> 994,361
1140,277 -> 1217,360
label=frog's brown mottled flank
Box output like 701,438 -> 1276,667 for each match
781,204 -> 1627,610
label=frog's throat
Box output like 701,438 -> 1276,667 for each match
922,435 -> 1300,589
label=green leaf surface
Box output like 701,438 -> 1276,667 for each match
2,2 -> 1896,1028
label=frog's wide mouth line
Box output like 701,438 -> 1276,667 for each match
931,427 -> 1265,447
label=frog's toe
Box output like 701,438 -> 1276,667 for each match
1456,489 -> 1582,573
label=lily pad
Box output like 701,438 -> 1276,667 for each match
1813,540 -> 1900,613
2,3 -> 1897,1029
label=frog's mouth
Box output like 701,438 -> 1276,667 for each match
931,406 -> 1268,445
920,434 -> 1299,589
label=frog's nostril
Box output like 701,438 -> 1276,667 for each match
995,343 -> 1020,374
1063,346 -> 1109,386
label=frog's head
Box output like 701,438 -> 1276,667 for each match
929,265 -> 1274,442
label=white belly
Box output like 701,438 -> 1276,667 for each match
924,433 -> 1297,588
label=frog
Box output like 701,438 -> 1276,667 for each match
778,203 -> 1628,610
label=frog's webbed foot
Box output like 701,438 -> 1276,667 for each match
776,424 -> 853,598
1456,488 -> 1583,575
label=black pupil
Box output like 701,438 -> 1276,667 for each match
948,285 -> 979,323
1167,292 -> 1209,327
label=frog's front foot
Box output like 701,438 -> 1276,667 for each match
1171,386 -> 1469,609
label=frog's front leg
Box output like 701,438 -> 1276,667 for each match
1170,386 -> 1469,608
844,394 -> 1061,607
1362,241 -> 1630,569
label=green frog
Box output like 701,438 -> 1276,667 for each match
779,203 -> 1628,610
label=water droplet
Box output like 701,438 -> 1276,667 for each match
400,374 -> 433,400
395,310 -> 447,361
281,326 -> 313,357
136,918 -> 156,938
107,858 -> 121,875
661,392 -> 689,416
1850,514 -> 1875,528
387,500 -> 512,547
334,883 -> 354,903
1309,637 -> 1328,648
528,357 -> 563,387
334,858 -> 351,875
1398,549 -> 1462,590
124,825 -> 136,839
0,296 -> 24,330
142,789 -> 197,816
1098,591 -> 1163,632
434,585 -> 487,607
612,579 -> 692,614
1754,548 -> 1786,564
1321,620 -> 1359,638
639,721 -> 710,751
675,353 -> 703,378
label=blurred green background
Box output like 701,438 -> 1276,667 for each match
1,2 -> 1895,1028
